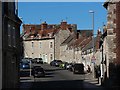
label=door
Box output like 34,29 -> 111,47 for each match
43,54 -> 47,63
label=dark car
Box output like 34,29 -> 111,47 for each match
67,63 -> 74,71
32,66 -> 45,78
36,58 -> 43,64
20,62 -> 30,69
31,59 -> 36,63
73,63 -> 84,74
59,62 -> 69,69
33,58 -> 43,64
50,60 -> 62,67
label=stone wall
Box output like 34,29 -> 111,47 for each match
55,30 -> 70,60
23,38 -> 54,64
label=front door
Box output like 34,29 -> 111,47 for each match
43,54 -> 47,63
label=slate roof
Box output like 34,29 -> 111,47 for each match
67,30 -> 92,46
61,32 -> 76,46
77,30 -> 93,37
22,22 -> 76,40
82,37 -> 97,51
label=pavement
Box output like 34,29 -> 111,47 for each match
84,73 -> 99,85
83,73 -> 104,89
20,73 -> 104,89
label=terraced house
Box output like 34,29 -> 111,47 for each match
22,21 -> 77,63
60,30 -> 93,69
60,28 -> 106,77
22,19 -> 102,72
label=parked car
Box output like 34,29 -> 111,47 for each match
50,60 -> 63,67
31,59 -> 36,63
33,58 -> 44,64
21,58 -> 30,63
32,66 -> 45,78
20,62 -> 30,69
73,63 -> 84,74
36,58 -> 43,64
67,63 -> 74,71
59,62 -> 69,69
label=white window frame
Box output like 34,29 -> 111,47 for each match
50,53 -> 53,61
50,42 -> 53,48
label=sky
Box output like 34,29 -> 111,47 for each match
18,2 -> 107,34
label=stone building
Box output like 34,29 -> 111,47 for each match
23,38 -> 55,64
54,21 -> 77,60
60,30 -> 93,64
0,2 -> 22,89
60,32 -> 76,63
22,21 -> 76,63
81,37 -> 96,71
103,0 -> 120,88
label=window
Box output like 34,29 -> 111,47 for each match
50,42 -> 53,48
50,54 -> 53,60
90,49 -> 92,53
32,42 -> 34,48
32,53 -> 34,58
40,54 -> 42,58
40,42 -> 42,48
8,24 -> 11,46
13,27 -> 16,47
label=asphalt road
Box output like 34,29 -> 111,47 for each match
20,63 -> 104,90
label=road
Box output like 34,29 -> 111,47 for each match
20,63 -> 104,89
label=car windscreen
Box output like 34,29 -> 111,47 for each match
74,64 -> 84,68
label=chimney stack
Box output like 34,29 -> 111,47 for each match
41,21 -> 47,30
60,20 -> 67,30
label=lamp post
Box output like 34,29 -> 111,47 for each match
89,10 -> 94,53
89,10 -> 95,78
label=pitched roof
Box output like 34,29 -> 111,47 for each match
61,32 -> 76,46
22,22 -> 76,40
66,30 -> 93,49
82,37 -> 97,51
77,30 -> 93,37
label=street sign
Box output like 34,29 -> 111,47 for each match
91,55 -> 96,63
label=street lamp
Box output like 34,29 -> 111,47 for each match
89,10 -> 94,53
89,10 -> 95,78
